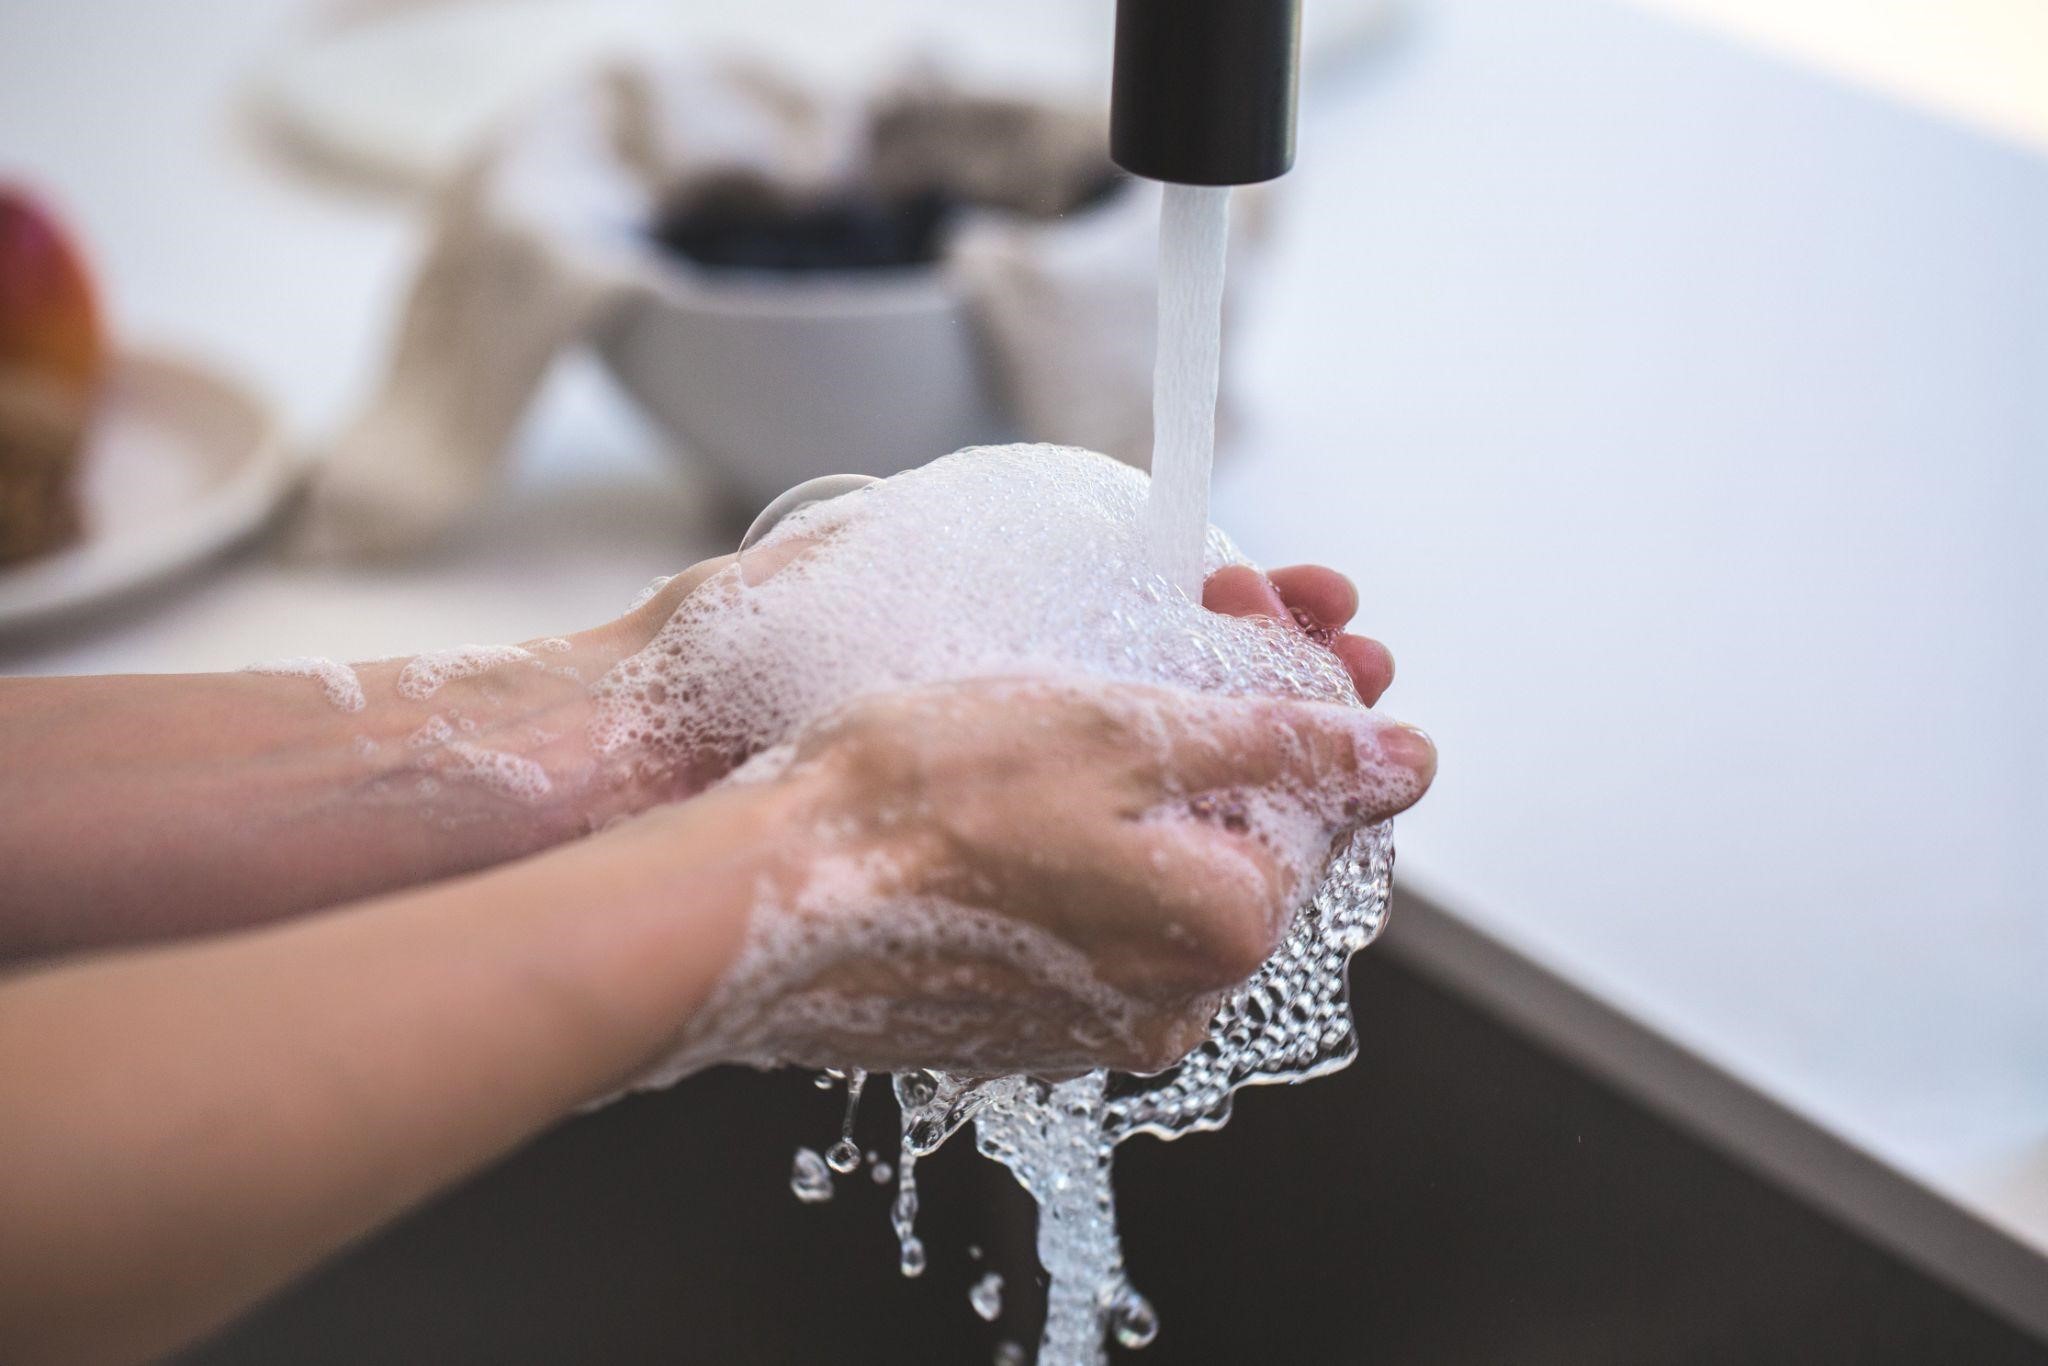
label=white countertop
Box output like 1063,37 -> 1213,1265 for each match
1221,0 -> 2048,1273
3,0 -> 2044,1316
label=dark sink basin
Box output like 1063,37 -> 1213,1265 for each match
179,901 -> 2048,1365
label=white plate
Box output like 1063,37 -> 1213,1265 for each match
0,350 -> 299,633
255,0 -> 1405,189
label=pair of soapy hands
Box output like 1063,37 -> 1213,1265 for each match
588,550 -> 1434,1080
0,549 -> 1432,1366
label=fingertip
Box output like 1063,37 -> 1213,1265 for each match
1332,633 -> 1395,705
1268,565 -> 1359,628
1376,723 -> 1437,789
1202,564 -> 1288,619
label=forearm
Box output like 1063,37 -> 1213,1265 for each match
0,630 -> 665,961
0,779 -> 781,1366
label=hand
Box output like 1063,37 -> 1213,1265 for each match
659,673 -> 1434,1080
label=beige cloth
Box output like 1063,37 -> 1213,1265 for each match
299,59 -> 1250,560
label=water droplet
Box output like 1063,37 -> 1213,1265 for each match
1110,1286 -> 1158,1349
829,1067 -> 867,1170
897,1070 -> 938,1107
968,1271 -> 1004,1321
993,1343 -> 1028,1366
812,1072 -> 835,1090
870,1161 -> 893,1184
788,1147 -> 833,1204
898,1236 -> 927,1278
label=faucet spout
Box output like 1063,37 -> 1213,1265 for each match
1110,0 -> 1303,187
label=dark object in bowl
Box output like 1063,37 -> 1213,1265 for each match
652,175 -> 959,272
651,167 -> 1127,275
649,83 -> 1125,276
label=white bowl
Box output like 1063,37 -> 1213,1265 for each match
596,257 -> 1008,510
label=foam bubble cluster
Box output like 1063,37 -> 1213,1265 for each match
396,644 -> 538,701
439,738 -> 553,804
591,444 -> 1405,1365
401,711 -> 553,805
242,656 -> 366,714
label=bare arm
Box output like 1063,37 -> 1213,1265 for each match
0,564 -> 732,963
0,776 -> 783,1366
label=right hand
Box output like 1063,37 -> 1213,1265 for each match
671,674 -> 1435,1079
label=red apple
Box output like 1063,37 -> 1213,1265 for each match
0,187 -> 106,563
0,186 -> 106,400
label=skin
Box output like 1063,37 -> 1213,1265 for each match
0,559 -> 1432,1366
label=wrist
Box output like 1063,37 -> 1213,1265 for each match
520,762 -> 833,1092
341,622 -> 703,859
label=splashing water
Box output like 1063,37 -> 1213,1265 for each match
825,1069 -> 866,1174
892,1141 -> 927,1279
763,185 -> 1403,1363
785,820 -> 1394,1359
884,822 -> 1394,1364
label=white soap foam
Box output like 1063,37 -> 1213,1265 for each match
243,656 -> 366,713
589,444 -> 1417,1364
628,574 -> 676,612
398,711 -> 554,805
408,715 -> 456,749
591,445 -> 1369,780
396,644 -> 537,701
440,739 -> 553,804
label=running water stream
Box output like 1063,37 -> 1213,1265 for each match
1142,184 -> 1234,598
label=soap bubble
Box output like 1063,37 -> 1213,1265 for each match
788,1147 -> 833,1205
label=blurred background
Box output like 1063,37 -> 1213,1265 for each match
2,0 -> 2045,1360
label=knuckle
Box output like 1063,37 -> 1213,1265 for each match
1187,902 -> 1281,989
1120,1012 -> 1213,1075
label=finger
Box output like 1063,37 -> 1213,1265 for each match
1131,817 -> 1301,987
628,526 -> 821,641
737,533 -> 820,586
1331,633 -> 1395,706
629,554 -> 735,625
1161,695 -> 1436,824
1267,565 -> 1358,629
1202,564 -> 1287,619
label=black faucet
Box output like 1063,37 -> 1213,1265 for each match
1110,0 -> 1303,186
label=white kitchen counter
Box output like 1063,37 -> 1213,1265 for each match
1219,0 -> 2048,1327
3,0 -> 2043,1336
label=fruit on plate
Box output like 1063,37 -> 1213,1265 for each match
0,186 -> 107,565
